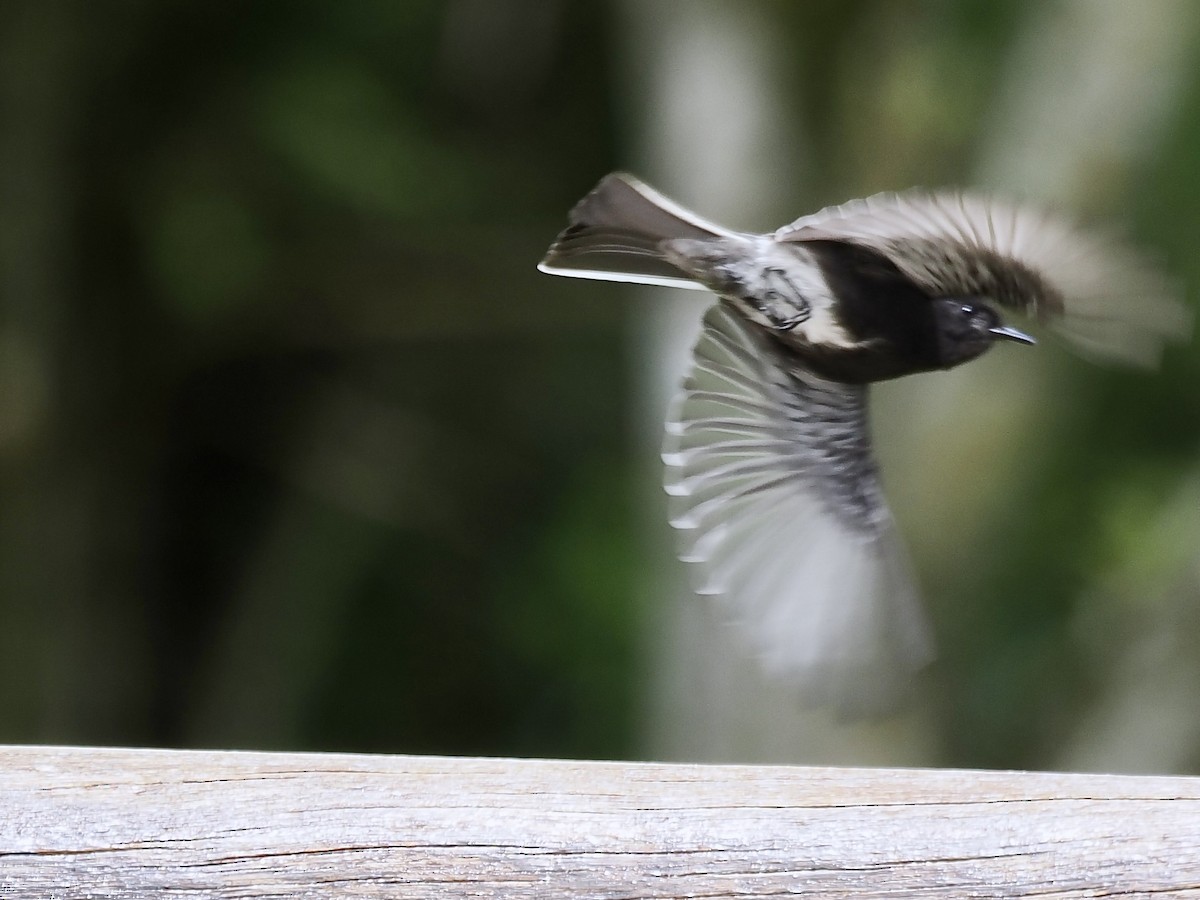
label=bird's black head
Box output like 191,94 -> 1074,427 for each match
930,298 -> 1035,368
796,241 -> 1038,382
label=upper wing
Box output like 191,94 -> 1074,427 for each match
663,303 -> 933,712
777,190 -> 1189,365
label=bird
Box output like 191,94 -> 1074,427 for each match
538,172 -> 1188,711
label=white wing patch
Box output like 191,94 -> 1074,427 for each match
777,191 -> 1189,365
661,235 -> 864,350
663,303 -> 933,711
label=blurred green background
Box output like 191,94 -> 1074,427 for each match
2,0 -> 1199,774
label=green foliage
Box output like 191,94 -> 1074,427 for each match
0,0 -> 1197,772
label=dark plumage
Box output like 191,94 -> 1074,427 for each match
539,172 -> 1189,710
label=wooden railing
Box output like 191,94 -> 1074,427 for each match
2,745 -> 1199,897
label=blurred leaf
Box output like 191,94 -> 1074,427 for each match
253,55 -> 471,218
144,186 -> 271,322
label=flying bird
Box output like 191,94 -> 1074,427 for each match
538,173 -> 1188,710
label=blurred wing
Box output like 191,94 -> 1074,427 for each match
663,303 -> 933,711
777,191 -> 1189,365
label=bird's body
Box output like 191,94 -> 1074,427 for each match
539,173 -> 1187,710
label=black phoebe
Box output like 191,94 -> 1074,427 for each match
539,173 -> 1188,710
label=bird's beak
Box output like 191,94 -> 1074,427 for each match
989,325 -> 1036,345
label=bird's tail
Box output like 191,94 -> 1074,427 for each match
538,173 -> 732,290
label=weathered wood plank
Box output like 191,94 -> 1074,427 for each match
1,745 -> 1199,898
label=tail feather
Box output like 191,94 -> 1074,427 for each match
538,173 -> 729,289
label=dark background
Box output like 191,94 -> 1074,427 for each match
3,0 -> 1199,773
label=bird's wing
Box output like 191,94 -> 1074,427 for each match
777,190 -> 1189,365
663,303 -> 933,711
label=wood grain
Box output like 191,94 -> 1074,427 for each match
1,745 -> 1199,898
